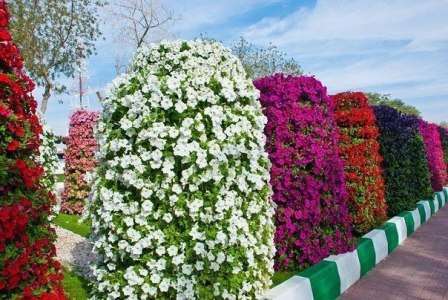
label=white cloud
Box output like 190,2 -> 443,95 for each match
244,0 -> 448,47
168,0 -> 281,36
243,0 -> 448,122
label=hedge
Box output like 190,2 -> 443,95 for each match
373,105 -> 432,216
333,92 -> 387,235
419,120 -> 447,191
254,74 -> 353,272
89,40 -> 276,299
0,3 -> 65,298
62,109 -> 99,214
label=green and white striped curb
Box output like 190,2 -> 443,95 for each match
265,188 -> 447,300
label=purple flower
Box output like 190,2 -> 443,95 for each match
254,74 -> 353,271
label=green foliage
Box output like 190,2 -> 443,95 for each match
53,214 -> 91,238
56,174 -> 65,183
63,268 -> 90,300
367,92 -> 421,117
231,37 -> 302,79
8,0 -> 105,112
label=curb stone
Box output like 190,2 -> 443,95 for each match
264,187 -> 448,300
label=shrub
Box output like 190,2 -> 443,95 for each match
333,92 -> 387,234
373,105 -> 432,216
438,126 -> 448,174
62,109 -> 99,214
419,121 -> 447,191
0,3 -> 65,298
254,74 -> 353,271
89,40 -> 275,299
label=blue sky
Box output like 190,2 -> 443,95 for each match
38,0 -> 448,135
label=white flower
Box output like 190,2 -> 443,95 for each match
182,264 -> 193,275
150,273 -> 161,284
120,118 -> 133,130
167,245 -> 178,256
175,101 -> 187,113
159,278 -> 171,292
156,246 -> 166,256
141,189 -> 153,199
124,217 -> 134,227
127,228 -> 141,242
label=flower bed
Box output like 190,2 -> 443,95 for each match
0,3 -> 65,298
254,74 -> 353,272
373,105 -> 432,216
333,92 -> 387,234
89,40 -> 275,299
62,109 -> 99,214
419,121 -> 448,191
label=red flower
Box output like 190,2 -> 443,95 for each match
7,140 -> 20,151
0,104 -> 11,117
7,121 -> 25,137
0,28 -> 10,41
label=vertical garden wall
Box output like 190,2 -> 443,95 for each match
374,106 -> 432,216
254,74 -> 353,271
89,40 -> 275,299
333,92 -> 387,235
62,109 -> 99,214
0,2 -> 65,298
419,121 -> 447,191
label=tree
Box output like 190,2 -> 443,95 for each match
8,0 -> 105,113
366,92 -> 421,117
231,37 -> 302,79
107,0 -> 174,76
440,121 -> 448,129
109,0 -> 173,49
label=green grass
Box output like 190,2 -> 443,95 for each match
55,173 -> 65,182
63,268 -> 90,300
53,214 -> 91,238
272,271 -> 295,287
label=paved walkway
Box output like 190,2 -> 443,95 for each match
54,226 -> 97,278
342,205 -> 448,300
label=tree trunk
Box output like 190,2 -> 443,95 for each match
40,84 -> 51,114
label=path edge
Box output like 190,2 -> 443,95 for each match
264,187 -> 448,300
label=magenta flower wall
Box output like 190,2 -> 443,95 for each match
419,120 -> 447,191
254,74 -> 353,271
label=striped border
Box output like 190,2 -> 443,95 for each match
265,188 -> 447,300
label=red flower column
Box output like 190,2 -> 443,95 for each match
0,2 -> 65,299
333,92 -> 387,234
62,109 -> 99,214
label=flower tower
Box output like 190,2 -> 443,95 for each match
62,109 -> 99,214
254,74 -> 353,271
374,106 -> 433,215
89,40 -> 275,299
333,92 -> 387,234
419,120 -> 447,191
0,2 -> 65,298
